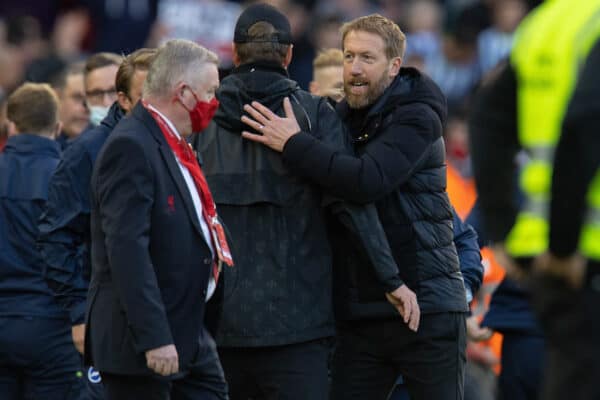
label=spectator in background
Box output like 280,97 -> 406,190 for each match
83,52 -> 121,126
82,0 -> 157,54
477,0 -> 527,75
51,62 -> 90,149
309,48 -> 344,103
444,106 -> 477,219
425,9 -> 482,108
402,0 -> 442,71
0,82 -> 84,400
0,31 -> 27,102
38,48 -> 156,399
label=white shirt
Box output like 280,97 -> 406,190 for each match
147,104 -> 216,301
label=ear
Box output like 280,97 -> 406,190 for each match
309,80 -> 319,95
232,43 -> 241,67
52,121 -> 63,139
389,56 -> 402,78
7,120 -> 17,136
283,45 -> 293,68
117,91 -> 132,113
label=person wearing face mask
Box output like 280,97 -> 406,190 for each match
86,39 -> 228,399
38,48 -> 156,400
83,52 -> 122,127
0,83 -> 86,399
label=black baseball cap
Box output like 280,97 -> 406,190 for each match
233,3 -> 293,44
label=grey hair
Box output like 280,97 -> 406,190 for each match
143,39 -> 219,98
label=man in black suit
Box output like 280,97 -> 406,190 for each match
86,39 -> 229,399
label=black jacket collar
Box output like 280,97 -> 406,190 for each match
232,61 -> 289,78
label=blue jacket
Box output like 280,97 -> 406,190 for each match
453,210 -> 483,302
0,134 -> 65,318
38,102 -> 124,324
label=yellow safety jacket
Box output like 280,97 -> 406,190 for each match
506,0 -> 600,260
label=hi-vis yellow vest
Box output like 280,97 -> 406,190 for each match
506,0 -> 600,260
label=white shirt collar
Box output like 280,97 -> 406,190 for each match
145,102 -> 182,139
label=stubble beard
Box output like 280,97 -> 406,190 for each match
344,68 -> 392,110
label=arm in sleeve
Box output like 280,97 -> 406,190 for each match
468,63 -> 521,244
95,136 -> 173,352
38,144 -> 93,324
310,100 -> 404,291
453,207 -> 484,302
328,201 -> 404,292
282,107 -> 434,204
549,40 -> 600,257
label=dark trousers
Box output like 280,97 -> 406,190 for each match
101,331 -> 228,400
331,312 -> 467,400
0,316 -> 84,400
82,365 -> 106,400
532,272 -> 600,400
497,333 -> 544,400
218,338 -> 331,400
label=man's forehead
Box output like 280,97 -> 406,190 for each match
343,30 -> 385,50
85,65 -> 118,89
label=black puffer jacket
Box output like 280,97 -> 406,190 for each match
193,62 -> 403,346
283,68 -> 469,317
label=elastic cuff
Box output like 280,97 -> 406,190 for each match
465,287 -> 473,304
384,277 -> 405,293
282,131 -> 314,159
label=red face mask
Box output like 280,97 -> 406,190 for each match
182,88 -> 220,133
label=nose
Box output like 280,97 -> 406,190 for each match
350,59 -> 362,75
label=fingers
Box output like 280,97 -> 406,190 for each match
241,131 -> 269,144
250,100 -> 279,120
146,346 -> 179,376
241,114 -> 266,132
148,357 -> 178,376
242,104 -> 270,127
408,298 -> 420,332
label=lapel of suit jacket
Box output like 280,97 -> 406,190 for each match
133,103 -> 205,237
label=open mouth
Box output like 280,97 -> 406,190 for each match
349,81 -> 368,94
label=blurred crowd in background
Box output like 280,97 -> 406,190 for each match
0,1 -> 547,399
0,0 -> 541,103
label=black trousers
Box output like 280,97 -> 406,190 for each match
101,331 -> 228,400
0,316 -> 84,400
497,333 -> 544,400
331,312 -> 467,400
218,338 -> 331,400
532,270 -> 600,400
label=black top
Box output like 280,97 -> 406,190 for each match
550,40 -> 600,257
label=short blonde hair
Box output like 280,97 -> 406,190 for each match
341,14 -> 406,60
313,48 -> 344,71
7,82 -> 59,134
